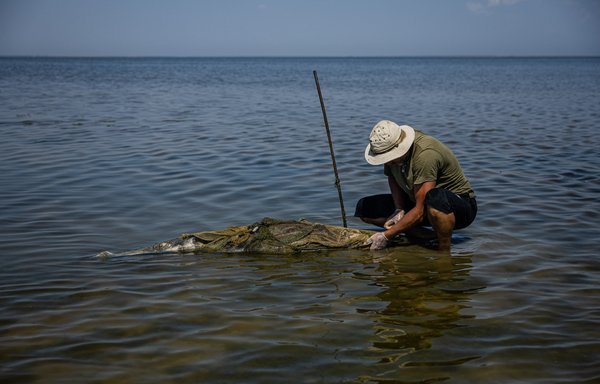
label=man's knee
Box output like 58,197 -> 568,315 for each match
425,190 -> 456,231
427,206 -> 455,224
354,194 -> 395,219
425,188 -> 452,214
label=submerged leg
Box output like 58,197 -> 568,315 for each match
359,216 -> 387,227
404,226 -> 437,241
427,206 -> 455,251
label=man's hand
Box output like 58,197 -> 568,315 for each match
366,232 -> 389,250
384,209 -> 405,229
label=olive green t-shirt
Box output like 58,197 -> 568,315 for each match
383,130 -> 475,202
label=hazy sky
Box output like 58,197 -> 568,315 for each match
1,0 -> 598,56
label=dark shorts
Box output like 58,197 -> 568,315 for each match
354,189 -> 477,230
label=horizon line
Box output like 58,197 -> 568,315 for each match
1,54 -> 599,59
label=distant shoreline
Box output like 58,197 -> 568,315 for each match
1,55 -> 600,59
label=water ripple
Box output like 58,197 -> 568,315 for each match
1,57 -> 599,383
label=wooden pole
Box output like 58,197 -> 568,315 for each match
313,70 -> 347,228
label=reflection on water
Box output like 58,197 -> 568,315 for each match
357,249 -> 483,382
0,246 -> 483,383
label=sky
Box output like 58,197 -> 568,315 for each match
0,0 -> 599,57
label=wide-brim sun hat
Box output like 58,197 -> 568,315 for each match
364,120 -> 415,165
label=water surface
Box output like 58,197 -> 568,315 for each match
1,57 -> 599,383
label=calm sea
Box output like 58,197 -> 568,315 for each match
1,57 -> 599,383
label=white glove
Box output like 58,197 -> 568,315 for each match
384,209 -> 405,229
366,232 -> 389,250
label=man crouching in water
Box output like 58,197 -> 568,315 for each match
359,120 -> 477,251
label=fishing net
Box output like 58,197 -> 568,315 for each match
180,217 -> 384,253
100,217 -> 413,257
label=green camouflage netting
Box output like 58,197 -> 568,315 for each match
99,217 -> 411,256
181,217 -> 377,253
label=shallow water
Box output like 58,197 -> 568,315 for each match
1,57 -> 599,383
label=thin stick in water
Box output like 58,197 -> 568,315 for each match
313,70 -> 347,228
